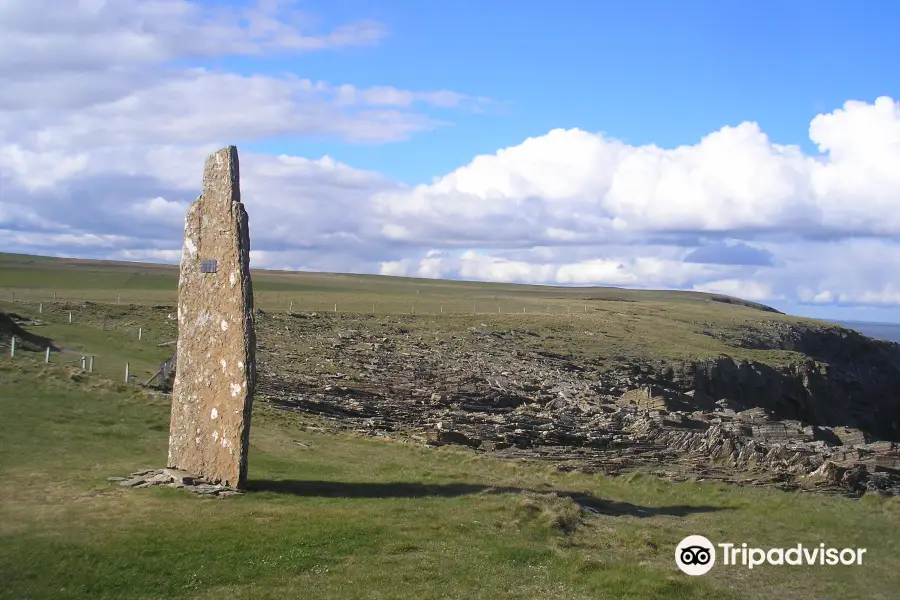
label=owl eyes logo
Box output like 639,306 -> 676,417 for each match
675,535 -> 716,575
680,545 -> 712,565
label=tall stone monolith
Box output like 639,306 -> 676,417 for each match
168,145 -> 256,488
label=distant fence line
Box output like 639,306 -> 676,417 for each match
7,335 -> 135,382
2,289 -> 604,386
4,303 -> 162,385
1,290 -> 601,317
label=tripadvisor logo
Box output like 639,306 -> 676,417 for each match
676,535 -> 716,575
675,535 -> 867,575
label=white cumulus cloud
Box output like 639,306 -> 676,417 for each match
0,0 -> 898,316
372,96 -> 900,243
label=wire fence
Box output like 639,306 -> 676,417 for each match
3,300 -> 166,385
2,298 -> 600,318
0,287 -> 610,317
7,335 -> 137,382
2,288 -> 611,389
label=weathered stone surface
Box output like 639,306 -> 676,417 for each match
168,146 -> 256,489
118,477 -> 146,488
252,312 -> 900,497
426,427 -> 481,448
617,386 -> 700,412
110,468 -> 243,497
164,468 -> 196,486
833,426 -> 869,447
617,387 -> 672,411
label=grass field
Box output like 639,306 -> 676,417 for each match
0,251 -> 781,316
2,252 -> 899,599
0,251 -> 821,381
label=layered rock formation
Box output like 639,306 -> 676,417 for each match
252,313 -> 900,496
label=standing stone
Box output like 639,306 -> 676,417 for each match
168,146 -> 256,489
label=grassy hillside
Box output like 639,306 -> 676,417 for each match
2,252 -> 898,599
0,251 -> 821,377
2,358 -> 898,600
0,251 -> 780,315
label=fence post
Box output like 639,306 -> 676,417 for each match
334,304 -> 337,313
81,356 -> 86,371
9,336 -> 15,358
138,327 -> 142,340
440,305 -> 443,314
498,306 -> 501,314
53,291 -> 57,302
89,356 -> 94,372
68,311 -> 72,323
45,346 -> 50,363
372,304 -> 375,313
125,363 -> 130,382
39,301 -> 43,314
289,300 -> 293,312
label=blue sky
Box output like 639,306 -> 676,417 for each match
1,0 -> 899,322
237,0 -> 900,183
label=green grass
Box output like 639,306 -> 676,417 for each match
2,252 -> 897,599
2,334 -> 900,599
1,300 -> 176,383
0,249 -> 832,370
0,251 -> 781,315
2,295 -> 806,377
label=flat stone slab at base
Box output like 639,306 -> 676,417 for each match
108,469 -> 242,498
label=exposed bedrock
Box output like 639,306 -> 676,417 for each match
644,323 -> 900,442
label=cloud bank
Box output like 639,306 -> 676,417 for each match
1,0 -> 898,316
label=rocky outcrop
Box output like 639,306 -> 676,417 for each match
168,145 -> 257,489
248,312 -> 900,497
646,322 -> 900,441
